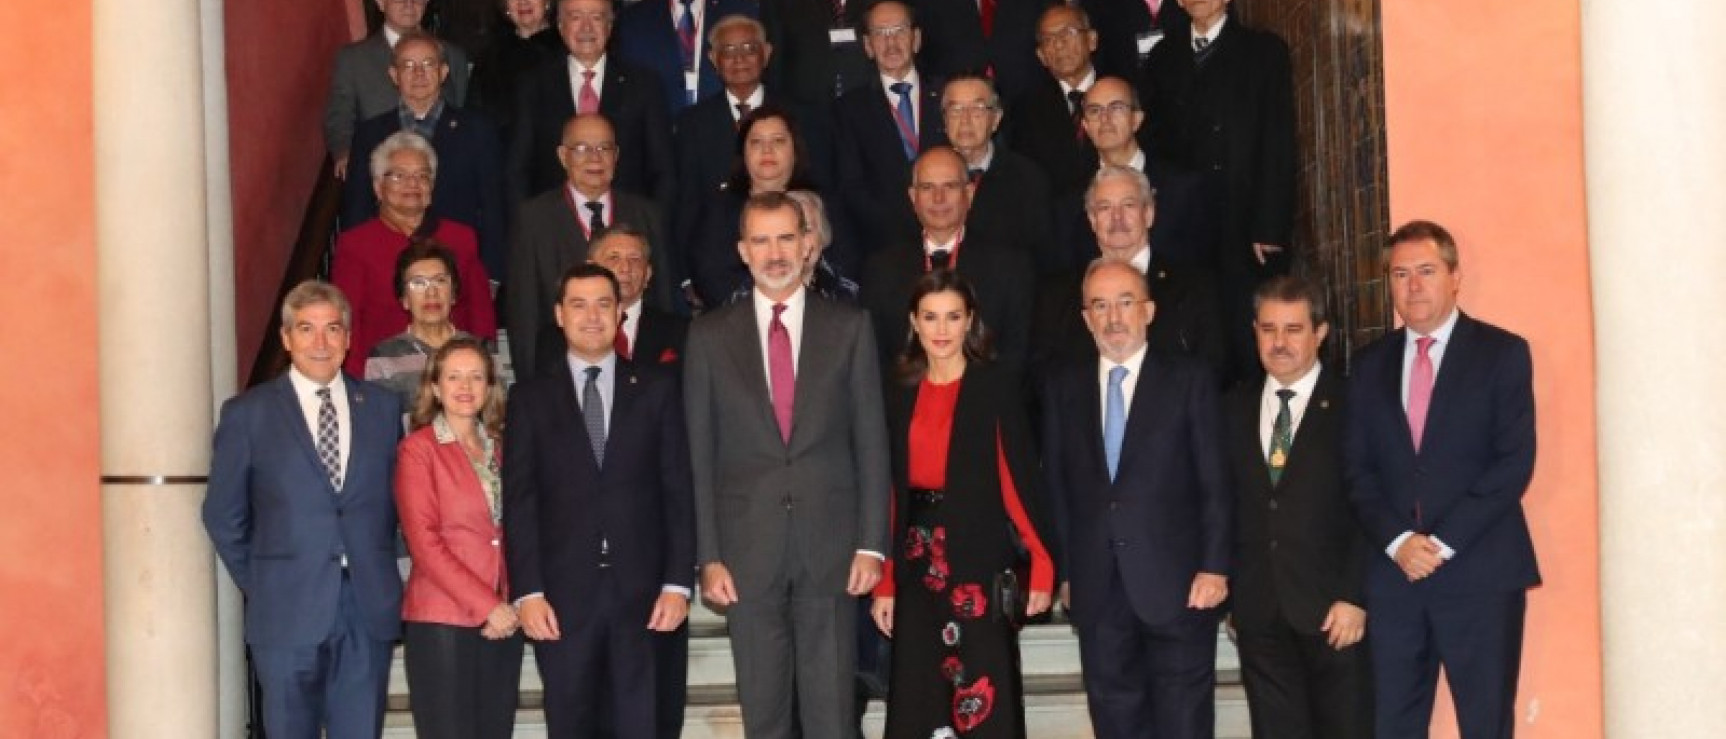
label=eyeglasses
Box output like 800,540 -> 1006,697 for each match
1081,100 -> 1136,119
715,42 -> 764,59
867,23 -> 913,40
561,142 -> 619,158
406,274 -> 453,292
1085,297 -> 1146,315
942,102 -> 998,119
384,170 -> 434,185
1086,199 -> 1147,216
1036,25 -> 1089,47
395,58 -> 442,73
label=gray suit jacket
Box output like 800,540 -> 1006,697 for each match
683,294 -> 891,594
323,32 -> 471,157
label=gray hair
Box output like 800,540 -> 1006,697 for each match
708,14 -> 766,46
1086,164 -> 1156,208
785,190 -> 832,248
587,221 -> 654,261
393,30 -> 450,63
1082,256 -> 1153,301
280,279 -> 352,329
369,131 -> 439,185
942,73 -> 1001,110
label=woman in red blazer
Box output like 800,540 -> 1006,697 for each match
395,337 -> 520,739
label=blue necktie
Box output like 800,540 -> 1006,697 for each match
889,81 -> 918,161
676,0 -> 697,72
1104,365 -> 1127,481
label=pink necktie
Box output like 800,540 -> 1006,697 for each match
1407,336 -> 1435,450
578,69 -> 600,115
769,303 -> 795,444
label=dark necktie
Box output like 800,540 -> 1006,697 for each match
583,366 -> 606,466
1194,35 -> 1216,66
830,0 -> 846,27
928,249 -> 952,270
1268,388 -> 1294,485
979,0 -> 997,37
889,81 -> 919,161
585,200 -> 605,237
614,311 -> 632,361
677,0 -> 697,72
315,387 -> 343,490
735,100 -> 753,126
768,303 -> 795,444
968,168 -> 984,185
1067,89 -> 1087,141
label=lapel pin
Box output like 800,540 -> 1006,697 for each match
449,119 -> 458,129
354,391 -> 365,404
629,375 -> 638,385
1319,399 -> 1329,409
1157,270 -> 1167,279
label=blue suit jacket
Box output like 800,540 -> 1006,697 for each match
1344,312 -> 1541,597
614,0 -> 758,115
1042,349 -> 1233,627
204,374 -> 405,647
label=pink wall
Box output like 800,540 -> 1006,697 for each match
1382,0 -> 1603,736
226,0 -> 356,382
0,3 -> 107,737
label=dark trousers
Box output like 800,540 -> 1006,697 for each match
250,575 -> 393,739
1369,588 -> 1526,739
1236,612 -> 1372,739
403,620 -> 524,739
727,550 -> 858,739
1074,565 -> 1218,739
595,622 -> 687,739
534,570 -> 660,738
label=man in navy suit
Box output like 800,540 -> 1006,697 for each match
204,280 -> 404,739
1345,220 -> 1539,739
614,0 -> 757,114
1042,258 -> 1232,739
506,262 -> 696,738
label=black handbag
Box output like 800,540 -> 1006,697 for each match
995,522 -> 1031,630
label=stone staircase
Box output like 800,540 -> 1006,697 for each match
383,600 -> 1251,737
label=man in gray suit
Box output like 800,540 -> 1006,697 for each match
684,191 -> 892,738
324,0 -> 470,178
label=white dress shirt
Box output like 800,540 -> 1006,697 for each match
923,227 -> 964,258
752,285 -> 807,391
568,54 -> 610,106
1097,344 -> 1148,430
672,0 -> 707,98
1193,14 -> 1227,49
879,68 -> 922,127
1258,362 -> 1323,456
567,186 -> 614,237
288,367 -> 352,486
727,85 -> 767,123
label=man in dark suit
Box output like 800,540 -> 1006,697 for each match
1224,275 -> 1372,739
1006,4 -> 1100,203
860,146 -> 1034,371
507,262 -> 695,739
759,0 -> 874,108
1079,77 -> 1215,268
833,0 -> 947,251
1042,258 -> 1232,739
589,225 -> 689,367
1140,0 -> 1296,383
1345,220 -> 1540,739
685,192 -> 891,738
942,75 -> 1059,272
1079,0 -> 1187,79
614,0 -> 757,114
204,280 -> 404,739
325,1 -> 470,178
344,32 -> 509,278
913,0 -> 1056,103
510,0 -> 675,209
507,113 -> 670,382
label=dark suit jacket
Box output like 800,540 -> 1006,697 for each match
1029,249 -> 1225,382
760,0 -> 875,108
503,358 -> 696,613
913,0 -> 1057,102
343,105 -> 509,277
204,374 -> 405,646
1005,76 -> 1092,199
509,54 -> 677,209
324,31 -> 472,157
615,0 -> 759,115
1223,367 -> 1367,633
1041,349 -> 1232,627
1078,0 -> 1187,80
1140,17 -> 1295,271
631,305 -> 690,366
860,233 -> 1034,372
968,147 -> 1059,272
506,186 -> 669,379
683,294 -> 892,591
832,74 -> 948,249
1344,313 -> 1541,598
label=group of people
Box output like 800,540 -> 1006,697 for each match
201,0 -> 1543,737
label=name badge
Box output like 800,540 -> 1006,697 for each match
830,28 -> 857,44
1136,30 -> 1163,56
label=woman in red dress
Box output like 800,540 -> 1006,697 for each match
871,270 -> 1055,738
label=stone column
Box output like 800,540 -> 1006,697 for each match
1584,2 -> 1726,735
96,0 -> 218,733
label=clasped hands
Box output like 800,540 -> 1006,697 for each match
1393,533 -> 1447,582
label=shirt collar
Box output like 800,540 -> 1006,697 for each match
569,53 -> 608,81
752,283 -> 807,314
287,366 -> 342,396
966,143 -> 996,172
881,67 -> 920,92
1264,360 -> 1323,398
384,26 -> 404,47
1406,307 -> 1461,347
567,349 -> 618,377
924,227 -> 964,254
1059,68 -> 1097,96
727,85 -> 766,112
1193,14 -> 1228,45
1102,343 -> 1148,377
1129,245 -> 1152,274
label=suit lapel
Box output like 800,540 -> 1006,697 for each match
1228,382 -> 1275,494
1380,327 -> 1418,455
1114,352 -> 1173,482
1421,314 -> 1477,453
605,359 -> 641,464
549,357 -> 604,475
789,297 -> 840,448
602,62 -> 631,117
1280,369 -> 1339,488
723,302 -> 780,436
272,376 -> 337,496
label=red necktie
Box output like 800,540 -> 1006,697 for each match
614,311 -> 632,361
1407,336 -> 1435,450
769,303 -> 795,444
979,0 -> 997,37
578,69 -> 600,115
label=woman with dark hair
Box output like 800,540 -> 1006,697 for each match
395,337 -> 522,739
871,270 -> 1055,738
689,104 -> 853,306
365,238 -> 496,405
468,0 -> 564,143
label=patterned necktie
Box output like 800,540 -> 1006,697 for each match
1268,388 -> 1295,485
315,387 -> 343,490
578,69 -> 600,115
735,100 -> 752,128
768,303 -> 795,444
583,366 -> 607,466
1193,35 -> 1216,65
1408,336 -> 1435,450
585,200 -> 605,237
677,0 -> 697,72
889,81 -> 919,161
1068,89 -> 1087,141
614,311 -> 632,360
1104,365 -> 1128,481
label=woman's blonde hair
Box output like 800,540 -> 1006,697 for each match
408,337 -> 505,439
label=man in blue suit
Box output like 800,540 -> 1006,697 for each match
614,0 -> 757,114
1042,257 -> 1232,739
204,280 -> 404,739
1345,220 -> 1540,738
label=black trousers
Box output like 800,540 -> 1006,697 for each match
402,620 -> 524,739
1236,611 -> 1372,739
1074,565 -> 1219,739
534,571 -> 660,738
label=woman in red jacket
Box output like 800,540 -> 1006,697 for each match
395,337 -> 520,738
